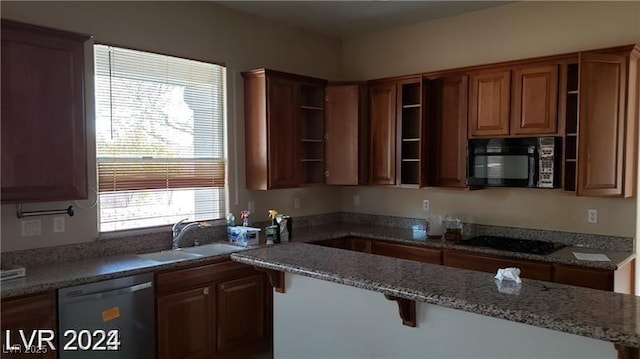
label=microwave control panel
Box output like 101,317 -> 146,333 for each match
538,138 -> 556,188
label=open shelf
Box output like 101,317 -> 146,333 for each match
299,83 -> 326,185
563,63 -> 579,192
399,81 -> 423,186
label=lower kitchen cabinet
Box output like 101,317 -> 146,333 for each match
216,274 -> 268,358
372,241 -> 441,265
554,261 -> 634,294
156,260 -> 272,359
0,292 -> 57,359
157,286 -> 215,359
443,249 -> 553,281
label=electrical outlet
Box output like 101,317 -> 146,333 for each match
423,200 -> 430,211
294,197 -> 300,209
353,195 -> 360,206
21,219 -> 42,237
588,209 -> 598,224
53,217 -> 65,233
248,201 -> 255,214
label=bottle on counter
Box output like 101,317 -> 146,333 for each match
265,209 -> 280,244
241,210 -> 251,227
226,212 -> 235,241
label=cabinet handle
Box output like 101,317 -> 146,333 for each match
324,133 -> 328,140
203,288 -> 209,295
324,170 -> 329,177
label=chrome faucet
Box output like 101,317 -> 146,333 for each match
172,219 -> 203,249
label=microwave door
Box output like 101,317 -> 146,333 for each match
471,154 -> 535,187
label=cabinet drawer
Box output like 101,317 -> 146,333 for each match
553,264 -> 613,291
156,260 -> 257,295
349,238 -> 372,253
372,241 -> 441,265
443,250 -> 553,281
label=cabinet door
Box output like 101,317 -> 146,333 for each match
553,264 -> 613,291
1,20 -> 88,203
216,274 -> 267,357
469,70 -> 511,137
511,65 -> 558,135
443,250 -> 553,281
372,241 -> 441,265
267,76 -> 299,188
369,83 -> 397,185
430,75 -> 468,187
157,286 -> 214,359
577,53 -> 627,197
326,85 -> 366,185
1,292 -> 57,359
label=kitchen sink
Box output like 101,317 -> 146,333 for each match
137,250 -> 203,262
181,243 -> 244,256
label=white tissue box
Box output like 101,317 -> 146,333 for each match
228,226 -> 260,247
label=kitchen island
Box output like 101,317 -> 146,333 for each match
232,242 -> 640,359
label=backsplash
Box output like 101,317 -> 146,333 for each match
2,211 -> 633,267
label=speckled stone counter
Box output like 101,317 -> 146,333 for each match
1,220 -> 633,299
231,242 -> 640,348
290,222 -> 634,270
0,245 -> 247,298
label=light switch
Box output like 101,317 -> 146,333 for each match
21,219 -> 42,237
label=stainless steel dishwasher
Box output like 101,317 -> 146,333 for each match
58,273 -> 155,358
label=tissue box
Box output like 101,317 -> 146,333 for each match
228,226 -> 260,247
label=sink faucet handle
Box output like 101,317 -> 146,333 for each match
172,218 -> 189,238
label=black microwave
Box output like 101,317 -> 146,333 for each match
467,137 -> 562,188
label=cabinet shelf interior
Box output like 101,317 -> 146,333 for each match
301,138 -> 323,142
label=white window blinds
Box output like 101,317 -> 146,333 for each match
95,45 -> 226,232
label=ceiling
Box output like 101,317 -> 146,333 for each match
215,1 -> 511,38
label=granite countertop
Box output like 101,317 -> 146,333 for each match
291,222 -> 635,270
1,221 -> 633,299
0,245 -> 248,298
231,242 -> 640,348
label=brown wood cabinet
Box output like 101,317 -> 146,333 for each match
1,292 -> 57,359
443,249 -> 553,281
325,84 -> 368,185
397,78 -> 426,186
369,82 -> 397,185
1,20 -> 90,203
313,237 -> 632,293
243,69 -> 327,189
511,64 -> 559,135
577,48 -> 639,197
427,75 -> 468,187
468,70 -> 511,137
157,286 -> 215,359
216,274 -> 267,357
553,259 -> 634,294
372,241 -> 441,265
156,260 -> 272,359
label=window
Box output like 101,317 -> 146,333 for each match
95,45 -> 226,232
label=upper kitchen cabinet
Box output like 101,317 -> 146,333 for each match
242,69 -> 327,190
325,84 -> 368,185
468,70 -> 511,137
368,81 -> 398,185
1,20 -> 91,203
368,76 -> 425,186
426,74 -> 468,188
576,46 -> 639,197
511,64 -> 559,135
397,77 -> 426,187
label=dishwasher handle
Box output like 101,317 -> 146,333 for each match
60,281 -> 153,304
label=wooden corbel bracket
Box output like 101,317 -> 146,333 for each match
384,294 -> 416,327
615,344 -> 639,359
254,267 -> 285,293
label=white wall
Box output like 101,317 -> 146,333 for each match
340,1 -> 640,237
275,274 -> 616,359
0,1 -> 342,252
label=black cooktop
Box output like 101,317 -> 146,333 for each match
459,236 -> 565,255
